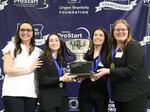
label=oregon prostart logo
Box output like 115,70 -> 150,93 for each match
0,0 -> 8,11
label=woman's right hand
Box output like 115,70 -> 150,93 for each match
60,73 -> 77,82
26,58 -> 43,73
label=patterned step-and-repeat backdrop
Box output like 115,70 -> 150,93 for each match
0,0 -> 150,112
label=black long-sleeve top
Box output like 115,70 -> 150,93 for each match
110,41 -> 150,102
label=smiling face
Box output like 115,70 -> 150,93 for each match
93,29 -> 105,46
48,34 -> 60,52
19,23 -> 33,43
113,22 -> 129,44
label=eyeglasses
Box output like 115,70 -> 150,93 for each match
20,28 -> 33,33
114,28 -> 128,32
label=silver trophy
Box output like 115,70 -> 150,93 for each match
65,39 -> 93,76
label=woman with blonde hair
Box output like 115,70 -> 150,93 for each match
93,19 -> 150,112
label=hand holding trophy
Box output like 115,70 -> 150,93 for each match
65,39 -> 93,77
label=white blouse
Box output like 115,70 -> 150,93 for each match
2,42 -> 43,98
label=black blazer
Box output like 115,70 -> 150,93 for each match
37,55 -> 68,111
110,41 -> 150,102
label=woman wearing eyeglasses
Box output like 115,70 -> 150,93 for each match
92,19 -> 150,112
2,20 -> 43,112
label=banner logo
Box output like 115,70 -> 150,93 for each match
108,99 -> 116,112
59,0 -> 89,15
58,27 -> 90,41
33,24 -> 45,46
139,23 -> 150,46
139,36 -> 150,46
95,0 -> 137,12
13,0 -> 49,9
37,0 -> 48,9
0,0 -> 8,11
69,97 -> 79,111
143,0 -> 150,3
68,0 -> 81,3
0,68 -> 4,81
143,0 -> 150,7
0,67 -> 4,112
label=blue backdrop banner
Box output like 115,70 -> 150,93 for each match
0,0 -> 150,112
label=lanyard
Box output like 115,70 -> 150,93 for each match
93,54 -> 101,72
111,47 -> 116,60
52,56 -> 63,77
108,48 -> 117,99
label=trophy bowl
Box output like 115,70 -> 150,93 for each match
65,39 -> 93,76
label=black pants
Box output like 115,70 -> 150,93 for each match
115,94 -> 148,112
79,99 -> 108,112
39,97 -> 68,112
3,96 -> 37,112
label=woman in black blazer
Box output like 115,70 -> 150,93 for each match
78,27 -> 109,112
93,19 -> 150,112
37,33 -> 72,112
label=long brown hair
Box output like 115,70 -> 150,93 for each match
86,27 -> 109,65
43,33 -> 65,65
14,20 -> 35,57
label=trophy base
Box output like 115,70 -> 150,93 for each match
67,61 -> 93,76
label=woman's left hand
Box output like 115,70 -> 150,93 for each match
91,68 -> 110,81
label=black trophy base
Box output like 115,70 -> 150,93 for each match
67,61 -> 93,76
